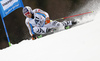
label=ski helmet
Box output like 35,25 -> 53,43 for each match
22,6 -> 32,16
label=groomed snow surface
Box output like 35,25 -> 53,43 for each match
0,11 -> 100,61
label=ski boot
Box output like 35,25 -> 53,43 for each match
62,20 -> 77,29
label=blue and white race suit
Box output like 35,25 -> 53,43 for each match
25,9 -> 64,36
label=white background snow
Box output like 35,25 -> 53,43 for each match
0,0 -> 100,61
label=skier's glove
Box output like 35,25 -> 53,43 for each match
32,34 -> 37,40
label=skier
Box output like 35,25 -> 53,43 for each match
22,6 -> 77,40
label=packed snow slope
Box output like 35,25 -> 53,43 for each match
0,11 -> 100,61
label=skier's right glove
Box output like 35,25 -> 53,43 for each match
32,34 -> 37,40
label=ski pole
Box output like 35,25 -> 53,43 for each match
54,11 -> 94,20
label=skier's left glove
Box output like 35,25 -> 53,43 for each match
32,34 -> 37,40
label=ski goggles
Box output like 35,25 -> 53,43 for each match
24,12 -> 30,16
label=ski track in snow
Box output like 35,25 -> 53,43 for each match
0,1 -> 100,61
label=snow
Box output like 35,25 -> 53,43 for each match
0,12 -> 100,61
1,4 -> 100,61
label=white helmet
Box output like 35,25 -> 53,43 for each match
22,6 -> 32,16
